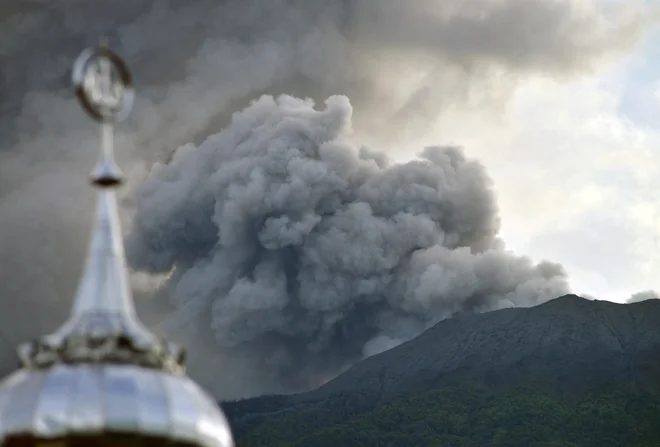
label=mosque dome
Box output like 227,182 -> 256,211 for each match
0,365 -> 233,447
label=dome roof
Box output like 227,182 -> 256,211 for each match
0,364 -> 233,447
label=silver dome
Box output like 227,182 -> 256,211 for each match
0,365 -> 232,447
0,42 -> 234,447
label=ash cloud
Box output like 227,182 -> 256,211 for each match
0,0 -> 655,396
127,94 -> 569,393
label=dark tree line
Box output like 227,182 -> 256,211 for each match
232,386 -> 660,447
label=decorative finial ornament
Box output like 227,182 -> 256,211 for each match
72,39 -> 134,125
0,42 -> 234,447
72,40 -> 134,187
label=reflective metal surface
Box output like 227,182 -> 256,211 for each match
17,189 -> 186,374
0,365 -> 232,447
72,42 -> 135,124
0,42 -> 235,447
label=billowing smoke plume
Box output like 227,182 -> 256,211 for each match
127,94 -> 569,392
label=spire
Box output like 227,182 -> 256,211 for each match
16,41 -> 184,373
0,41 -> 234,447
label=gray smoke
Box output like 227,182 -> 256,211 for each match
0,0 -> 655,397
127,94 -> 569,392
627,290 -> 660,303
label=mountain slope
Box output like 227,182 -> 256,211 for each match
309,294 -> 660,400
224,295 -> 660,440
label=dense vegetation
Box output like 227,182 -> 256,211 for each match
231,386 -> 660,447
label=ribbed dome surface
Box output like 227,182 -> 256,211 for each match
0,364 -> 233,447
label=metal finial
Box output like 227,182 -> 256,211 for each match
72,41 -> 134,125
72,42 -> 135,186
0,43 -> 234,447
15,42 -> 181,372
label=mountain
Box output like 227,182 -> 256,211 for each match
312,294 -> 660,399
223,295 -> 660,445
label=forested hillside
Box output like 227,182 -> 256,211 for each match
232,386 -> 660,446
225,296 -> 660,446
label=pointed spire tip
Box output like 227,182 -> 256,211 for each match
16,43 -> 184,374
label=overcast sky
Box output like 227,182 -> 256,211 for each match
411,26 -> 660,304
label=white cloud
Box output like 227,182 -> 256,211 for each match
409,43 -> 660,304
380,27 -> 660,304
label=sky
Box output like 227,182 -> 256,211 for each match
446,27 -> 660,303
364,23 -> 660,304
1,0 -> 660,397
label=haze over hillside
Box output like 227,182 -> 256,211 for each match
315,294 -> 660,398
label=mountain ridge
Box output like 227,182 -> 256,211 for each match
308,294 -> 660,400
224,294 -> 660,440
